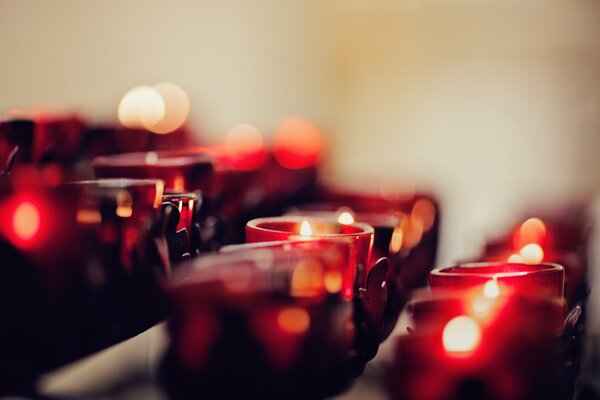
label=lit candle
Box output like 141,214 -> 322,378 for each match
429,262 -> 564,299
392,290 -> 566,400
245,216 -> 374,299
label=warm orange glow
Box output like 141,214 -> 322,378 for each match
514,217 -> 546,249
273,118 -> 323,169
149,82 -> 190,134
323,270 -> 343,294
411,199 -> 436,232
483,278 -> 500,298
337,211 -> 355,225
12,201 -> 40,241
519,243 -> 544,264
116,191 -> 133,218
389,225 -> 404,253
291,258 -> 323,296
300,220 -> 312,237
225,124 -> 267,170
442,316 -> 481,356
118,86 -> 165,129
76,209 -> 102,224
278,307 -> 310,334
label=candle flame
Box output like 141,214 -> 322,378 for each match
337,211 -> 355,225
519,243 -> 544,264
443,316 -> 481,356
300,220 -> 312,237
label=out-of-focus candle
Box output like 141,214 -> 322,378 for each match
92,150 -> 214,194
392,291 -> 566,400
245,216 -> 374,299
429,262 -> 564,299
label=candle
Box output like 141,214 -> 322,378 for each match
92,150 -> 214,194
161,244 -> 355,399
245,216 -> 374,298
285,205 -> 400,267
429,262 -> 565,299
390,288 -> 566,400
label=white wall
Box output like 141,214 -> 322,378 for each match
2,0 -> 600,263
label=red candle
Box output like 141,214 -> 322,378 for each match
162,243 -> 354,399
391,291 -> 565,400
285,206 -> 400,267
246,216 -> 374,299
92,150 -> 214,194
429,262 -> 564,299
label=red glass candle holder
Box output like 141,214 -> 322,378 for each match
430,262 -> 565,299
285,205 -> 400,267
391,291 -> 566,400
160,243 -> 354,399
246,216 -> 374,297
92,150 -> 214,194
0,177 -> 168,391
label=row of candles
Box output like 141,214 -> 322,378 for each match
0,114 -> 589,399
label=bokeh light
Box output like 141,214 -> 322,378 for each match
12,201 -> 40,241
225,124 -> 267,170
273,118 -> 323,169
442,316 -> 481,356
117,86 -> 165,129
149,82 -> 190,134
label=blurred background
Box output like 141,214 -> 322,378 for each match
1,0 -> 600,264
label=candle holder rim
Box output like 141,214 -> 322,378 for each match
92,150 -> 214,168
68,178 -> 166,188
246,216 -> 375,237
220,238 -> 353,253
430,262 -> 564,278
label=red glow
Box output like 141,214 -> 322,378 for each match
273,118 -> 322,169
12,201 -> 40,241
225,124 -> 267,170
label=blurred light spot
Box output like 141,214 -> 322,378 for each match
149,82 -> 190,134
300,220 -> 312,237
188,199 -> 194,212
173,175 -> 185,191
472,297 -> 494,318
411,199 -> 436,232
225,124 -> 267,170
76,209 -> 102,224
519,243 -> 544,264
116,191 -> 133,218
389,226 -> 404,253
118,86 -> 165,129
513,217 -> 546,249
12,201 -> 40,241
337,211 -> 355,225
278,307 -> 310,334
443,316 -> 481,356
323,271 -> 343,293
145,151 -> 159,165
483,278 -> 500,298
291,258 -> 323,297
273,118 -> 322,169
